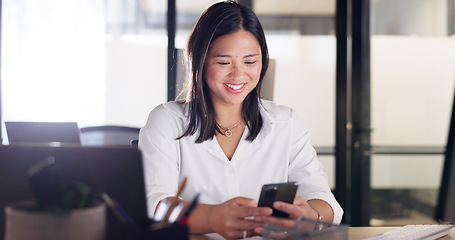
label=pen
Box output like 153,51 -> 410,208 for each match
179,193 -> 200,226
101,192 -> 135,225
161,177 -> 188,227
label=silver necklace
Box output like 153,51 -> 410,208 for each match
216,119 -> 243,137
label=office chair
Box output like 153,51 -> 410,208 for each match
80,125 -> 140,147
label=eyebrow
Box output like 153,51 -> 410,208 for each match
213,54 -> 260,58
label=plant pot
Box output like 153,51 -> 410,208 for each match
4,200 -> 106,240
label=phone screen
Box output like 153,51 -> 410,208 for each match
257,182 -> 298,218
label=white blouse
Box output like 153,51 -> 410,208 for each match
139,100 -> 343,224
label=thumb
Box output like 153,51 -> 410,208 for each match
232,197 -> 258,207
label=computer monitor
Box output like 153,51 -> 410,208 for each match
5,121 -> 81,145
435,96 -> 455,223
0,145 -> 148,240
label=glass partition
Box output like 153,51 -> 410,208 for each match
1,0 -> 106,139
104,0 -> 168,127
370,0 -> 455,225
1,0 -> 168,143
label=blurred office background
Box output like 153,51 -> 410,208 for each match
1,0 -> 455,226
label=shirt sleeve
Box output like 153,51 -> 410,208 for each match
138,104 -> 182,217
287,110 -> 344,224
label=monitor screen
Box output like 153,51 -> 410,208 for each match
0,145 -> 147,240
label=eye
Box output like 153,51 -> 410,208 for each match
245,61 -> 256,65
217,62 -> 230,65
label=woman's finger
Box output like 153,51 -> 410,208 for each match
293,196 -> 306,205
263,215 -> 296,229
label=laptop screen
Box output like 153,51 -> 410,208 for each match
5,122 -> 81,145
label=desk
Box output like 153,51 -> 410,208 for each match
190,227 -> 455,240
349,227 -> 455,239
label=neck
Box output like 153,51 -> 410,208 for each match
213,103 -> 243,127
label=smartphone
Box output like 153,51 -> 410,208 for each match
257,182 -> 298,218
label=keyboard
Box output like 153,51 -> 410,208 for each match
364,224 -> 454,240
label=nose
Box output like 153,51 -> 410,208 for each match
230,62 -> 244,80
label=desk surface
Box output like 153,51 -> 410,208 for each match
349,227 -> 455,240
190,226 -> 455,240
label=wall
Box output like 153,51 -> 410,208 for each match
104,35 -> 168,128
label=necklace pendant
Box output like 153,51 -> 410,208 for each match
225,129 -> 233,137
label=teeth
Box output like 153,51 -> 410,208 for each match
226,83 -> 244,90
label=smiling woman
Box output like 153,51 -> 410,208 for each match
139,1 -> 343,239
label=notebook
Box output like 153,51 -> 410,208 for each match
5,121 -> 81,145
0,145 -> 148,240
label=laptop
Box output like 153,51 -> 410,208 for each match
0,145 -> 148,240
5,121 -> 81,145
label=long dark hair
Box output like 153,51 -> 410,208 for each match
178,0 -> 269,143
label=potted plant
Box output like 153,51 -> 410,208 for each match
4,156 -> 106,240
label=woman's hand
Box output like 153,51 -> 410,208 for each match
254,196 -> 333,237
255,196 -> 318,231
205,197 -> 272,239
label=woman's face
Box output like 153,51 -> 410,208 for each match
204,29 -> 262,108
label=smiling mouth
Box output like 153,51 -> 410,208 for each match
225,83 -> 245,90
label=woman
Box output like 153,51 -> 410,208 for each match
139,1 -> 343,239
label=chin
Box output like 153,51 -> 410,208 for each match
224,97 -> 246,106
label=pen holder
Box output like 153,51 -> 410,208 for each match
262,217 -> 348,240
4,200 -> 106,240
